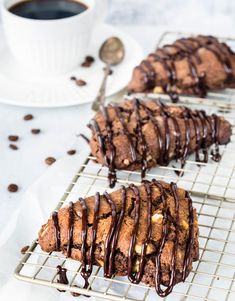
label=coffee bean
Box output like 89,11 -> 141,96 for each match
76,79 -> 87,87
24,114 -> 34,121
81,61 -> 91,67
31,128 -> 41,134
8,183 -> 18,192
45,157 -> 56,165
70,76 -> 76,81
67,149 -> 76,155
9,144 -> 18,150
85,55 -> 94,63
8,135 -> 19,142
21,245 -> 29,255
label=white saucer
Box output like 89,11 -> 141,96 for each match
0,23 -> 143,108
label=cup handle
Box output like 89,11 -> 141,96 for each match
94,0 -> 108,24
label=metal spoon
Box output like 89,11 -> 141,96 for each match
91,37 -> 125,111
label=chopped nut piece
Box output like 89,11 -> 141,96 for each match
181,220 -> 189,230
124,159 -> 129,165
153,86 -> 164,94
151,213 -> 163,223
135,244 -> 153,255
132,259 -> 140,272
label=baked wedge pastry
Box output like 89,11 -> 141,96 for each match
128,35 -> 235,101
38,180 -> 199,297
88,98 -> 232,187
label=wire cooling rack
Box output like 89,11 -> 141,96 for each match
14,32 -> 235,300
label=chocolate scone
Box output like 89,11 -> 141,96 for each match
128,35 -> 235,101
38,180 -> 199,297
88,98 -> 232,187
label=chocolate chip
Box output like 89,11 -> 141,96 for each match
21,245 -> 29,255
81,61 -> 91,67
76,79 -> 87,87
67,149 -> 76,155
85,55 -> 95,63
45,157 -> 56,165
24,114 -> 33,121
9,144 -> 18,150
70,76 -> 77,81
8,135 -> 19,142
8,183 -> 18,192
31,128 -> 41,134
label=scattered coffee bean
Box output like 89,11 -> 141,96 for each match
8,135 -> 19,142
81,61 -> 91,67
45,157 -> 56,165
21,245 -> 29,255
67,149 -> 76,155
76,79 -> 87,87
8,183 -> 18,193
70,76 -> 76,81
85,55 -> 94,63
9,144 -> 18,150
24,114 -> 34,121
81,55 -> 95,68
31,128 -> 41,134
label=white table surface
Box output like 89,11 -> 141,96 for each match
1,23 -> 235,231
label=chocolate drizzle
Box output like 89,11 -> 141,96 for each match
51,180 -> 195,297
56,265 -> 69,292
131,35 -> 235,101
52,211 -> 61,251
80,193 -> 100,289
133,99 -> 148,178
104,186 -> 127,277
89,99 -> 223,188
67,202 -> 74,257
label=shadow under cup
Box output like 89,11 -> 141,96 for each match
1,0 -> 95,76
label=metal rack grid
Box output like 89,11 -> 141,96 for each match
14,32 -> 235,300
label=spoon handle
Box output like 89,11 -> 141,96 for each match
91,64 -> 111,111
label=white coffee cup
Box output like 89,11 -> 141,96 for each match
1,0 -> 100,76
